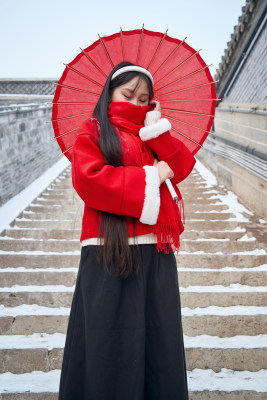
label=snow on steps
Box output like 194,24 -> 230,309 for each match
0,369 -> 267,399
0,159 -> 266,398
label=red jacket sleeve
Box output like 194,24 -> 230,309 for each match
144,130 -> 196,184
72,120 -> 147,218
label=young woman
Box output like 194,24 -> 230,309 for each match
58,61 -> 196,400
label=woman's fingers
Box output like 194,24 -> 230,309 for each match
155,160 -> 174,184
150,100 -> 161,113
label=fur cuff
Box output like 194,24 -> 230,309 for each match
140,118 -> 172,141
144,110 -> 161,126
140,166 -> 160,225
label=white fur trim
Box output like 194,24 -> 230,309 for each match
81,233 -> 158,246
139,118 -> 172,141
140,166 -> 160,225
111,66 -> 154,86
144,110 -> 161,126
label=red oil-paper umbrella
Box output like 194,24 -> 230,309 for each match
51,26 -> 218,162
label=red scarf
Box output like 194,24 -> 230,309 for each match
107,101 -> 184,254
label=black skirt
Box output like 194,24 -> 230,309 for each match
58,244 -> 188,400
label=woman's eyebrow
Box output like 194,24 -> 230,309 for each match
122,88 -> 149,95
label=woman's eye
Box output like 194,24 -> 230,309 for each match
124,95 -> 131,99
140,100 -> 147,103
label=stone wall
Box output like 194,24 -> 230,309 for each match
223,22 -> 267,104
214,102 -> 267,156
0,79 -> 56,96
0,97 -> 62,206
197,134 -> 267,219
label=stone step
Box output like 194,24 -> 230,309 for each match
175,254 -> 267,268
1,287 -> 266,308
0,238 -> 258,253
183,313 -> 267,337
1,228 -> 247,241
181,291 -> 267,308
183,212 -> 235,220
1,312 -> 266,336
47,183 -> 73,189
43,188 -> 219,199
180,239 -> 257,253
1,229 -> 81,240
25,203 -> 229,214
20,211 -> 82,220
0,348 -> 63,374
185,204 -> 229,212
11,218 -> 242,231
41,193 -> 79,200
43,188 -> 74,195
0,315 -> 69,335
1,253 -> 265,269
0,239 -> 80,253
180,189 -> 222,196
1,340 -> 266,373
32,198 -> 81,205
0,392 -> 58,400
0,254 -> 81,269
0,269 -> 265,288
0,271 -> 76,287
0,291 -> 74,308
182,231 -> 246,240
37,195 -> 221,206
11,219 -> 82,230
178,270 -> 266,287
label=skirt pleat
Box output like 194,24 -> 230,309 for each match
58,244 -> 188,400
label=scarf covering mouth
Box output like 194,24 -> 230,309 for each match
107,101 -> 184,254
108,101 -> 153,135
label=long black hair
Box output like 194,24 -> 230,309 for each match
93,61 -> 154,279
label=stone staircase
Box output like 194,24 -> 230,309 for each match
0,162 -> 266,399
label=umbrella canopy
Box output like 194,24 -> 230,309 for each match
52,27 -> 217,161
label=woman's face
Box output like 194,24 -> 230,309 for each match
111,76 -> 150,106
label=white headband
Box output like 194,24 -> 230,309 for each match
111,66 -> 154,86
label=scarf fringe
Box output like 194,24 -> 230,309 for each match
154,217 -> 181,255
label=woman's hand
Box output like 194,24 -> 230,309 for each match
150,100 -> 161,113
153,159 -> 174,184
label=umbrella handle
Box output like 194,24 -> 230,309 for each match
165,179 -> 178,204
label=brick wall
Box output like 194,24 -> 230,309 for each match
0,100 -> 62,206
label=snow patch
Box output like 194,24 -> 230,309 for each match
0,267 -> 78,273
180,284 -> 267,293
184,334 -> 267,349
182,238 -> 230,242
237,234 -> 256,242
188,368 -> 267,391
0,250 -> 81,255
0,370 -> 61,393
0,304 -> 70,317
194,159 -> 218,187
0,285 -> 75,292
194,159 -> 255,223
215,192 -> 253,222
177,264 -> 267,272
0,333 -> 66,350
182,306 -> 267,316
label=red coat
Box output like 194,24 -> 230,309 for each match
72,108 -> 196,243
